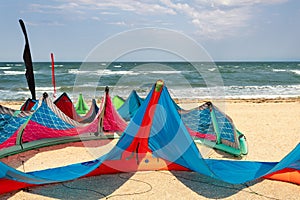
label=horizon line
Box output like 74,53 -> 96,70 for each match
1,60 -> 300,63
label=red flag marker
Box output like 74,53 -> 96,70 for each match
51,53 -> 56,98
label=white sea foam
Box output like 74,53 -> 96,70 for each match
35,86 -> 61,91
2,87 -> 61,101
146,71 -> 183,74
272,69 -> 287,72
273,69 -> 300,75
0,90 -> 31,101
3,70 -> 41,75
225,85 -> 300,99
68,69 -> 97,74
4,83 -> 300,101
290,70 -> 300,75
3,71 -> 24,75
69,68 -> 185,76
0,67 -> 12,70
208,68 -> 217,72
1,62 -> 300,101
49,64 -> 64,68
69,69 -> 139,75
160,85 -> 300,99
107,84 -> 300,100
97,69 -> 139,75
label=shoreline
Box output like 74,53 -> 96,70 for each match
1,96 -> 300,105
175,96 -> 300,104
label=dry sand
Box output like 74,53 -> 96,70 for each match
0,99 -> 299,200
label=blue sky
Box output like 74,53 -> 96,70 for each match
0,0 -> 300,61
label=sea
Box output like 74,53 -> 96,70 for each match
0,61 -> 300,101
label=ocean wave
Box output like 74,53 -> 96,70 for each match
3,71 -> 25,75
49,64 -> 64,68
68,69 -> 186,76
35,86 -> 61,91
0,90 -> 30,101
272,69 -> 300,76
3,70 -> 41,75
5,64 -> 14,67
16,86 -> 61,92
1,62 -> 300,101
224,85 -> 300,99
228,85 -> 300,90
68,69 -> 139,76
172,85 -> 300,99
109,84 -> 300,100
0,67 -> 12,70
272,69 -> 287,72
98,69 -> 139,75
68,69 -> 85,74
145,70 -> 183,74
290,70 -> 300,75
0,88 -> 62,101
208,68 -> 217,72
1,84 -> 300,101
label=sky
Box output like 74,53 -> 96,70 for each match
0,0 -> 300,62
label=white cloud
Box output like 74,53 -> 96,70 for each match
65,0 -> 176,15
28,0 -> 289,39
205,9 -> 251,38
207,0 -> 289,7
25,20 -> 64,26
91,16 -> 101,21
29,3 -> 84,14
107,21 -> 127,26
160,0 -> 253,38
100,12 -> 119,15
159,0 -> 288,39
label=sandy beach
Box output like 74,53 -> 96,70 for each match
0,98 -> 299,200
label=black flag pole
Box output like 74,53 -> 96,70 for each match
19,19 -> 36,100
